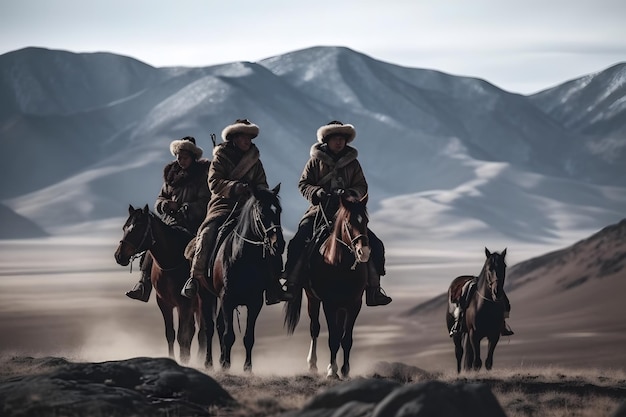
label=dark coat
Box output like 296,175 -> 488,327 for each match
155,158 -> 211,233
298,143 -> 367,222
201,142 -> 268,226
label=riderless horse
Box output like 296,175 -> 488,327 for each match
446,247 -> 507,372
284,193 -> 370,379
114,204 -> 217,366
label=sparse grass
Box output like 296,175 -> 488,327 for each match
210,365 -> 626,417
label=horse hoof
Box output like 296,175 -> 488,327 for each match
326,372 -> 340,380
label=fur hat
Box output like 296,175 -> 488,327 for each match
169,136 -> 203,159
221,118 -> 260,141
316,120 -> 356,143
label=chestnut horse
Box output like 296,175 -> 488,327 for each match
211,185 -> 284,372
446,247 -> 507,373
114,204 -> 217,366
284,194 -> 370,379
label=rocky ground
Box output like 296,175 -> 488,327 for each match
1,356 -> 625,417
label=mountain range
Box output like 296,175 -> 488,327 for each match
0,46 -> 624,244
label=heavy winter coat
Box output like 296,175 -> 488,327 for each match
298,142 -> 367,222
154,159 -> 211,233
200,142 -> 268,226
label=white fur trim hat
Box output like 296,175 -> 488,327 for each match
316,120 -> 356,143
221,118 -> 260,141
169,136 -> 203,159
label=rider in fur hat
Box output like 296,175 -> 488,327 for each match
181,119 -> 290,305
126,136 -> 211,302
283,121 -> 392,306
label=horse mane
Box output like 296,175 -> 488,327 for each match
224,188 -> 281,269
322,197 -> 367,266
149,211 -> 194,245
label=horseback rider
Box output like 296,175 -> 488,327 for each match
181,119 -> 290,305
126,136 -> 211,302
283,121 -> 392,306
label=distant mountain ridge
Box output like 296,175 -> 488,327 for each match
0,46 -> 624,242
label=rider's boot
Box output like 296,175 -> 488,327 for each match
265,274 -> 292,305
182,228 -> 212,299
263,252 -> 289,305
125,269 -> 152,302
365,262 -> 392,306
501,311 -> 515,336
126,253 -> 153,302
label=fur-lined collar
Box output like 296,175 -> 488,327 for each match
310,142 -> 358,169
164,158 -> 210,187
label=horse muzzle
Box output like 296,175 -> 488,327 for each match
114,243 -> 131,266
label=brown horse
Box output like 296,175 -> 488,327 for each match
211,185 -> 284,372
446,247 -> 507,373
114,204 -> 217,366
284,194 -> 370,379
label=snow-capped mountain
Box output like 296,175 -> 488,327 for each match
0,46 -> 624,245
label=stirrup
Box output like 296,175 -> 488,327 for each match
181,277 -> 198,299
366,287 -> 392,306
501,322 -> 515,336
126,282 -> 150,302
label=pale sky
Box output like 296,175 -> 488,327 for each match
1,0 -> 625,94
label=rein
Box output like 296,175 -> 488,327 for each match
232,200 -> 279,258
476,268 -> 501,303
121,211 -> 187,271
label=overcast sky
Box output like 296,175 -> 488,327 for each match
1,0 -> 625,94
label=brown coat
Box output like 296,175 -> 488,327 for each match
298,143 -> 367,222
155,159 -> 211,233
201,142 -> 268,226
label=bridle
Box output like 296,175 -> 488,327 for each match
119,212 -> 154,256
233,200 -> 281,258
477,258 -> 505,302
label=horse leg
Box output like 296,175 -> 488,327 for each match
199,291 -> 216,369
307,295 -> 321,373
323,305 -> 341,379
485,334 -> 500,370
340,305 -> 361,379
196,307 -> 207,364
469,332 -> 483,371
243,303 -> 262,373
220,304 -> 235,371
454,333 -> 464,374
157,297 -> 175,359
463,331 -> 474,371
216,308 -> 226,366
176,303 -> 195,365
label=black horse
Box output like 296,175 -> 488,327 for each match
114,205 -> 217,366
284,194 -> 370,379
446,247 -> 508,372
211,184 -> 284,372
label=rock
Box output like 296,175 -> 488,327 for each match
0,356 -> 235,417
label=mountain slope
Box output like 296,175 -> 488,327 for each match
0,46 -> 624,242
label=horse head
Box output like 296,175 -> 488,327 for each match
114,204 -> 154,266
235,184 -> 284,257
324,193 -> 370,266
483,247 -> 507,301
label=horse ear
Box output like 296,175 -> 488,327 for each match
128,204 -> 134,214
143,204 -> 150,213
485,247 -> 491,258
272,183 -> 281,195
501,248 -> 507,258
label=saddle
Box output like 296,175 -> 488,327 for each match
183,218 -> 237,276
450,276 -> 477,306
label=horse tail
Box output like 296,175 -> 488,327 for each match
283,287 -> 303,335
